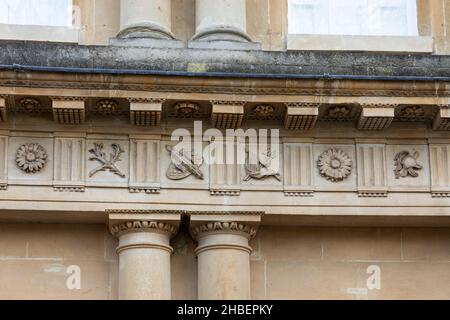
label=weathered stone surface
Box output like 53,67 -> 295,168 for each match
1,40 -> 450,78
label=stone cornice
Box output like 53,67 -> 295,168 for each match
106,209 -> 184,215
128,98 -> 166,103
211,100 -> 247,106
188,211 -> 264,216
49,96 -> 87,101
107,210 -> 264,216
3,74 -> 450,98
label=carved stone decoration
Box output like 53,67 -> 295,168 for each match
15,143 -> 48,173
328,106 -> 350,118
191,221 -> 257,238
255,105 -> 274,116
394,150 -> 422,179
251,104 -> 275,119
243,149 -> 281,181
19,98 -> 44,114
317,148 -> 353,182
165,145 -> 204,180
174,102 -> 200,117
322,105 -> 357,121
110,220 -> 178,237
96,99 -> 118,114
20,98 -> 40,111
397,106 -> 426,121
88,143 -> 126,178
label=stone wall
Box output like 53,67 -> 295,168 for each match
251,226 -> 450,299
1,223 -> 449,300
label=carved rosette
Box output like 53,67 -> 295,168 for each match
110,220 -> 178,237
16,143 -> 48,173
96,99 -> 118,114
317,148 -> 353,182
174,102 -> 200,117
191,221 -> 257,238
19,98 -> 43,114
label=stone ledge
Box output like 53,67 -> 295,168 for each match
1,40 -> 450,78
187,40 -> 261,51
109,37 -> 185,49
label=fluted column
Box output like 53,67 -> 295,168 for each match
190,213 -> 262,300
108,211 -> 181,300
118,0 -> 174,40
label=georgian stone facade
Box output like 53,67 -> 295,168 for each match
0,0 -> 450,300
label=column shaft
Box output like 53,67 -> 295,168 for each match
193,0 -> 251,42
119,0 -> 174,39
117,231 -> 172,300
109,217 -> 179,300
196,232 -> 251,299
191,220 -> 259,300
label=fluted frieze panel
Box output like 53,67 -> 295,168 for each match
356,144 -> 388,197
53,135 -> 86,192
430,144 -> 450,197
129,137 -> 161,193
209,141 -> 241,196
0,135 -> 8,189
283,143 -> 314,196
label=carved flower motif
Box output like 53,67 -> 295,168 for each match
96,99 -> 117,114
16,143 -> 48,173
19,98 -> 41,114
327,106 -> 350,119
174,102 -> 200,116
317,148 -> 353,182
254,105 -> 274,118
400,106 -> 425,118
